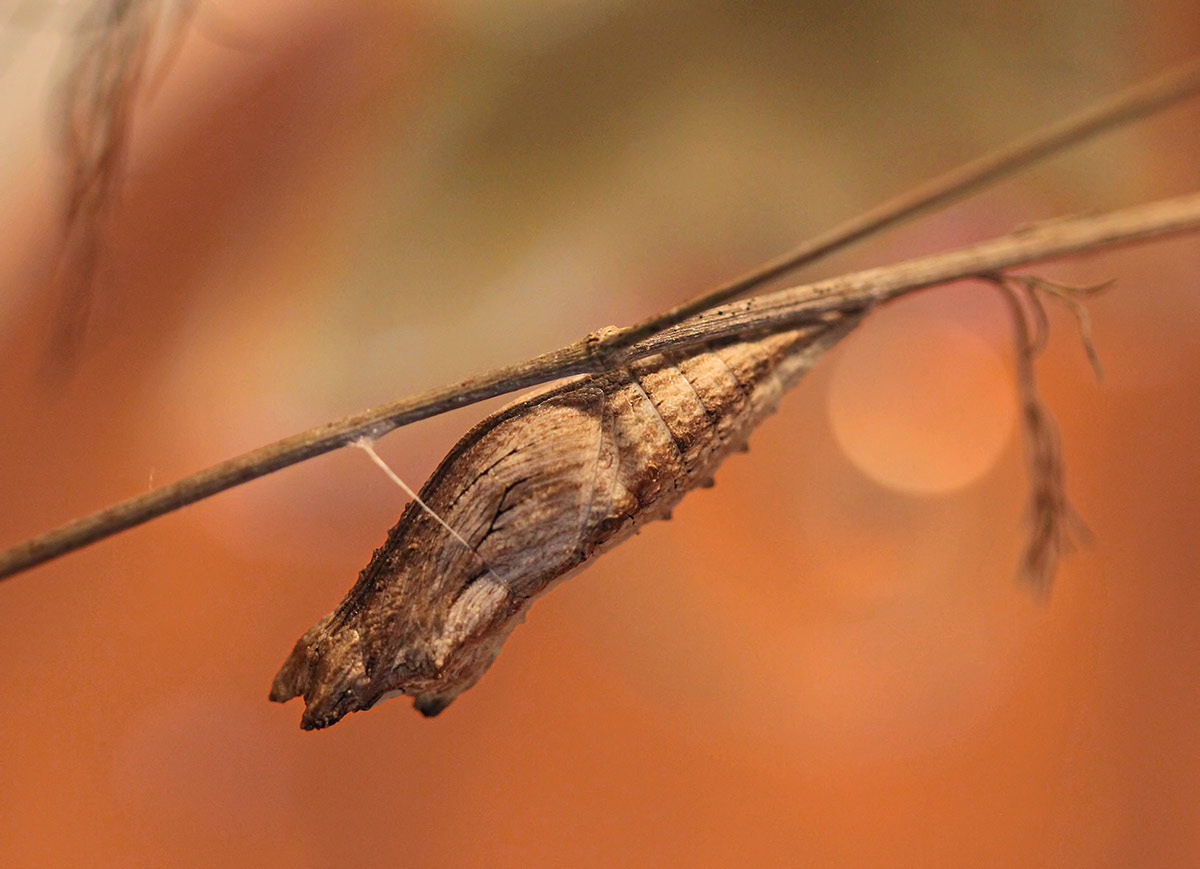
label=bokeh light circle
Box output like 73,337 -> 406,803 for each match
827,312 -> 1017,495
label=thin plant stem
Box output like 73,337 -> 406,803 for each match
603,55 -> 1200,355
2,191 -> 1199,581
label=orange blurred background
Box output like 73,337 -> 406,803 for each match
1,2 -> 1198,866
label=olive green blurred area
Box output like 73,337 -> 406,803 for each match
1,2 -> 1198,866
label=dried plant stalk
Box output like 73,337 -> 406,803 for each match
48,0 -> 195,373
2,192 -> 1200,583
270,315 -> 859,728
986,275 -> 1097,595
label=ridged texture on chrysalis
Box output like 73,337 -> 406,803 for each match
271,314 -> 859,729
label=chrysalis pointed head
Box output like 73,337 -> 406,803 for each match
268,615 -> 374,730
270,571 -> 519,729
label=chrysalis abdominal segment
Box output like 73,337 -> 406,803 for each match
270,314 -> 861,729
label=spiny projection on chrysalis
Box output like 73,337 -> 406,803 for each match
270,314 -> 860,729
